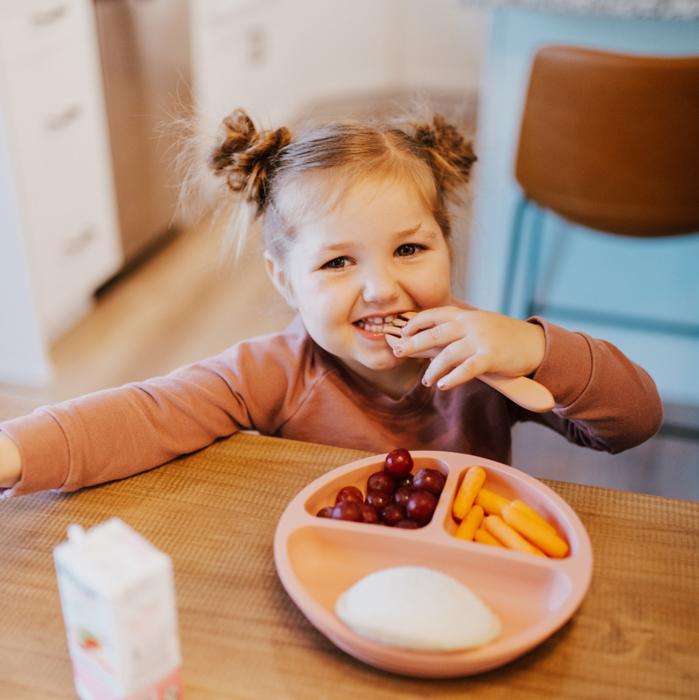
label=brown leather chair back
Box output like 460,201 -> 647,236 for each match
515,45 -> 699,237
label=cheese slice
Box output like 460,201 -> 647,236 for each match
335,566 -> 501,651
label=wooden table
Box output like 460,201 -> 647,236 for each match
1,433 -> 697,698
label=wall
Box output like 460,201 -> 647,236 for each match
191,0 -> 487,138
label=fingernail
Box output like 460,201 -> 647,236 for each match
393,346 -> 403,356
422,377 -> 430,386
437,380 -> 446,389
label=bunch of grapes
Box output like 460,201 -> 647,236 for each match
316,449 -> 445,529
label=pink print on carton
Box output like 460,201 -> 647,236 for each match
73,662 -> 182,700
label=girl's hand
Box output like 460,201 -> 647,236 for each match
387,306 -> 545,391
0,435 -> 22,493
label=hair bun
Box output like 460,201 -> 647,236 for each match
209,108 -> 291,214
413,113 -> 477,190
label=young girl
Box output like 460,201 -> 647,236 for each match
0,109 -> 662,497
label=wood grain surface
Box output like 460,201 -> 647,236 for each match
1,433 -> 697,699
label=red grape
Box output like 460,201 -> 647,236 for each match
367,471 -> 394,494
395,473 -> 413,489
366,490 -> 391,510
331,500 -> 363,522
384,448 -> 413,479
359,503 -> 380,524
412,468 -> 446,496
396,519 -> 420,529
317,448 -> 439,529
335,485 -> 364,504
393,485 -> 412,506
381,503 -> 406,526
406,490 -> 437,523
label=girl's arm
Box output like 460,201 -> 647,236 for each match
522,317 -> 663,452
0,362 -> 247,497
0,328 -> 309,497
390,305 -> 662,452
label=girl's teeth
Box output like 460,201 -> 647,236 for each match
357,315 -> 396,332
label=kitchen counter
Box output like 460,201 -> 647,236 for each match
463,0 -> 699,20
1,432 -> 697,697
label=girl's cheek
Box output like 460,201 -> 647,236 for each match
410,272 -> 451,306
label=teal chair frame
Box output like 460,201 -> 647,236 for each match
502,196 -> 699,337
501,195 -> 699,440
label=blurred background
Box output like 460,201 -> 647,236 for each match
0,0 -> 697,497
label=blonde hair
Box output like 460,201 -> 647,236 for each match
208,109 -> 476,262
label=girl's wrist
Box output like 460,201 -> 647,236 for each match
524,320 -> 546,376
0,434 -> 22,489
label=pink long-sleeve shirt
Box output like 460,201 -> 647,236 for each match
1,317 -> 662,496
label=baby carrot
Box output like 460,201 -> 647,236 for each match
475,487 -> 510,516
474,527 -> 504,548
502,503 -> 569,558
455,505 -> 484,541
452,466 -> 486,520
510,499 -> 557,534
484,515 -> 546,557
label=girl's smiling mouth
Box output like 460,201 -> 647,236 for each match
353,315 -> 397,334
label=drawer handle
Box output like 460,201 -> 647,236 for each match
62,227 -> 96,256
30,4 -> 68,26
45,104 -> 82,131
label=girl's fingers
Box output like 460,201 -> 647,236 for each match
425,352 -> 492,391
401,307 -> 465,338
384,333 -> 437,358
421,339 -> 477,386
392,319 -> 465,358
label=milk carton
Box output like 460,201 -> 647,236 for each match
53,518 -> 182,700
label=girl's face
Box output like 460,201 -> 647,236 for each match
267,176 -> 452,393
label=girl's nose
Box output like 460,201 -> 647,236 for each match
361,268 -> 399,304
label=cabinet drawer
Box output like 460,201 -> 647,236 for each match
23,158 -> 120,337
1,1 -> 121,337
1,22 -> 94,150
15,108 -> 120,336
11,79 -> 112,228
31,215 -> 119,339
0,1 -> 83,75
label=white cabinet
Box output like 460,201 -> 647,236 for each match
0,0 -> 121,385
190,0 -> 485,202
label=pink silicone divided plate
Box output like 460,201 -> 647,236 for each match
273,451 -> 593,678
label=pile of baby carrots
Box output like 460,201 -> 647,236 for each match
451,466 -> 569,558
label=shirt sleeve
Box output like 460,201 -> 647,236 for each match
523,317 -> 663,453
0,330 -> 309,496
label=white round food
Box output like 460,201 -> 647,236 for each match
335,566 -> 501,651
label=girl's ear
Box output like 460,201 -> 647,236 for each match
264,252 -> 297,308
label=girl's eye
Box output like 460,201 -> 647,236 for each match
395,243 -> 426,257
321,256 -> 351,270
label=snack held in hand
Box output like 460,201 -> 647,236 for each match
335,566 -> 501,651
316,449 -> 445,529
